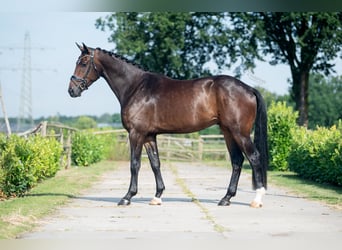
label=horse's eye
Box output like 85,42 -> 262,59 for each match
77,61 -> 87,67
76,59 -> 87,67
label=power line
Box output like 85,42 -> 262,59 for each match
0,32 -> 56,132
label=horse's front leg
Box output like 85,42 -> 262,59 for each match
144,136 -> 165,205
118,132 -> 143,206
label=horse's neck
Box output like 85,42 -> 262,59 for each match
100,55 -> 144,106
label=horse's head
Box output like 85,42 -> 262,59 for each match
68,43 -> 101,97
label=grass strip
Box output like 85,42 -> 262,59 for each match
0,160 -> 117,239
204,161 -> 342,209
268,171 -> 342,209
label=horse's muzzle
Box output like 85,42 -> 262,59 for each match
68,83 -> 82,97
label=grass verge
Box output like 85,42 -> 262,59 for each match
268,171 -> 342,209
235,162 -> 342,209
0,160 -> 117,239
204,161 -> 342,209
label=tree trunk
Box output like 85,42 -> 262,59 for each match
291,70 -> 309,127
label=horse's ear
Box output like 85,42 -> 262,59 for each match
82,43 -> 89,54
76,42 -> 83,51
75,43 -> 89,54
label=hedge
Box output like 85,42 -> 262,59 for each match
267,102 -> 342,186
267,101 -> 298,171
288,125 -> 342,186
71,131 -> 105,166
0,134 -> 62,197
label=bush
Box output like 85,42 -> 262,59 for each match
289,125 -> 342,186
71,131 -> 104,166
267,101 -> 298,171
0,134 -> 63,197
28,135 -> 62,180
95,132 -> 129,161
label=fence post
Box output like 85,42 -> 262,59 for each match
166,136 -> 171,162
198,136 -> 204,161
65,131 -> 72,169
40,121 -> 47,137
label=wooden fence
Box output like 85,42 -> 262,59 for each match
17,123 -> 229,166
156,134 -> 228,162
93,129 -> 229,162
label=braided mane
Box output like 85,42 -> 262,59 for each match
96,47 -> 147,71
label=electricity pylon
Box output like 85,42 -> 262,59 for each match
0,32 -> 55,132
17,32 -> 33,131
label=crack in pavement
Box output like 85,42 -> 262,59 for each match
168,163 -> 228,237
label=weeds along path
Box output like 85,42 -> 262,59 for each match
21,161 -> 342,244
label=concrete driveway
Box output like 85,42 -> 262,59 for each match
21,161 -> 342,245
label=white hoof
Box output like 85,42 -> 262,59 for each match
250,200 -> 263,208
251,187 -> 266,208
149,197 -> 162,205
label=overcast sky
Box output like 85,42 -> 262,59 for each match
0,12 -> 340,119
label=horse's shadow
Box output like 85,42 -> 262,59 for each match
26,186 -> 306,208
25,193 -> 250,207
72,195 -> 252,207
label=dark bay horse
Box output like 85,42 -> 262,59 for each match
68,43 -> 268,208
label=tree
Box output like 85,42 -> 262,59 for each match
255,86 -> 292,109
96,13 -> 342,127
308,74 -> 342,129
95,13 -> 233,79
74,116 -> 97,130
229,12 -> 342,126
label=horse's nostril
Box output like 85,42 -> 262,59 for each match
68,88 -> 75,97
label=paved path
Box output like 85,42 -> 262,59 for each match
21,161 -> 342,243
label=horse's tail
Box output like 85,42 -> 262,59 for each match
252,88 -> 268,189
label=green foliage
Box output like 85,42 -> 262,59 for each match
96,13 -> 232,79
71,132 -> 104,166
27,135 -> 62,180
255,86 -> 293,109
0,134 -> 62,197
94,132 -> 129,161
308,74 -> 342,129
199,125 -> 221,135
74,116 -> 97,130
229,12 -> 342,125
289,125 -> 342,186
267,101 -> 298,171
267,101 -> 342,185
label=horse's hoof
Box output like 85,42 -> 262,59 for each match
149,197 -> 162,205
218,199 -> 231,206
250,200 -> 263,208
118,198 -> 131,206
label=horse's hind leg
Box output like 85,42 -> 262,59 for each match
144,135 -> 165,205
235,135 -> 266,208
218,130 -> 244,206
